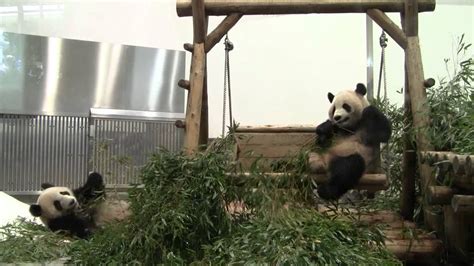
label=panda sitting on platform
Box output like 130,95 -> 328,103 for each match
29,172 -> 130,238
315,83 -> 391,200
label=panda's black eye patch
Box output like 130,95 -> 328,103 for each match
342,103 -> 352,112
54,200 -> 63,211
60,191 -> 70,196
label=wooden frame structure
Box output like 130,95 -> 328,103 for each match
176,0 -> 436,221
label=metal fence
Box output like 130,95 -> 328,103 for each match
0,114 -> 183,192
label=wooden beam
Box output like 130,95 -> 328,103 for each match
312,173 -> 389,192
367,9 -> 407,49
192,0 -> 206,43
452,195 -> 474,213
177,0 -> 436,17
205,13 -> 243,53
184,43 -> 206,154
236,124 -> 316,133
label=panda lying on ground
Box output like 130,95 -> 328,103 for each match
315,83 -> 392,200
29,172 -> 130,238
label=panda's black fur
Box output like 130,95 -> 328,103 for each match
29,172 -> 129,238
315,83 -> 391,200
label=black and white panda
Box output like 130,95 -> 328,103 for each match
315,83 -> 392,200
29,172 -> 130,238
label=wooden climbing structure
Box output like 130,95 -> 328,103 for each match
173,0 -> 474,263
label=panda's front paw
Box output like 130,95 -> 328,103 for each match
316,120 -> 334,147
316,184 -> 340,201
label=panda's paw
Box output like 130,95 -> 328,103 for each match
316,184 -> 340,201
86,172 -> 105,189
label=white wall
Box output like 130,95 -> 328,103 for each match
0,0 -> 472,137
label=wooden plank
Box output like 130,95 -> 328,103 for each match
205,13 -> 243,52
238,145 -> 307,158
385,239 -> 443,262
236,124 -> 316,133
176,0 -> 436,17
367,9 -> 407,49
184,43 -> 206,154
236,132 -> 315,145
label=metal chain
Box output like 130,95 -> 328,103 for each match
377,31 -> 388,100
222,34 -> 234,137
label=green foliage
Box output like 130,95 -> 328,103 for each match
0,133 -> 399,265
0,219 -> 72,263
203,207 -> 400,265
426,35 -> 474,153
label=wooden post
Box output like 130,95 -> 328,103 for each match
403,0 -> 435,227
427,186 -> 455,205
184,0 -> 208,154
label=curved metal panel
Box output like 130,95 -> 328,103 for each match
0,32 -> 185,116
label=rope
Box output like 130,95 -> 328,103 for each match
222,34 -> 234,137
377,31 -> 388,100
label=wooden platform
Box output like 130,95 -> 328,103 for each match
318,207 -> 443,263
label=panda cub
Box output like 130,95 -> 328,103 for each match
29,172 -> 130,238
315,83 -> 391,200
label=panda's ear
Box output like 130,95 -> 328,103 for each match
355,83 -> 367,96
29,204 -> 42,217
327,93 -> 335,103
41,182 -> 54,190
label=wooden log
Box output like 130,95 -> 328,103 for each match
183,43 -> 194,52
450,154 -> 466,176
367,9 -> 407,49
175,120 -> 186,129
423,78 -> 435,88
427,186 -> 455,205
385,238 -> 443,262
312,173 -> 388,192
466,155 -> 473,177
443,205 -> 474,264
192,0 -> 206,43
205,13 -> 243,52
452,195 -> 474,213
178,79 -> 190,90
236,124 -> 316,133
176,0 -> 436,17
184,43 -> 206,154
383,229 -> 436,240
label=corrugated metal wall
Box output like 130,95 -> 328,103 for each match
1,114 -> 89,191
92,118 -> 183,186
0,115 -> 183,192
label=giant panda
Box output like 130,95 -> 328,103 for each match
29,172 -> 130,238
314,83 -> 392,200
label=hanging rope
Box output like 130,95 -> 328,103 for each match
377,31 -> 388,100
222,34 -> 234,137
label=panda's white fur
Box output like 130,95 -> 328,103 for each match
315,83 -> 391,200
30,172 -> 131,238
34,186 -> 77,223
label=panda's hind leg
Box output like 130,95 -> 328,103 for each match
317,154 -> 365,200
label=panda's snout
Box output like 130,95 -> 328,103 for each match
334,115 -> 342,121
69,198 -> 76,206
